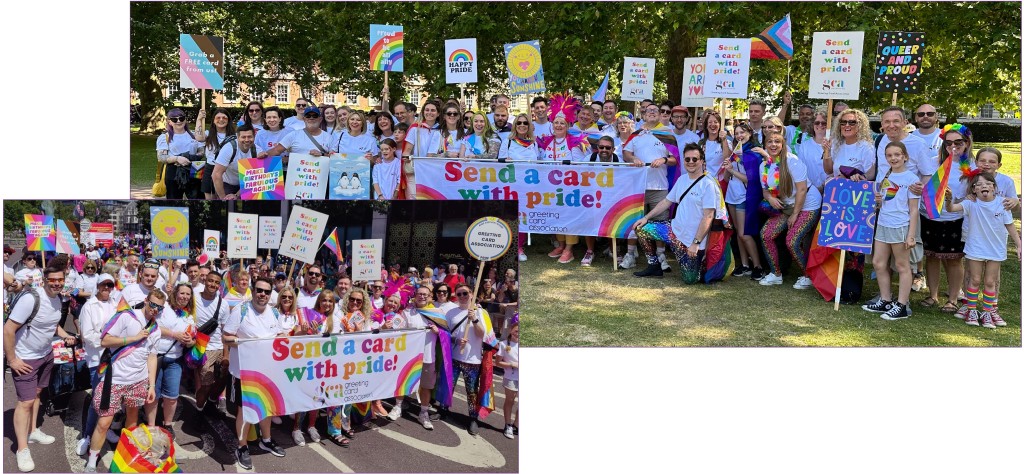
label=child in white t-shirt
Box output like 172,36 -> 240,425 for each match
495,317 -> 519,440
864,142 -> 919,320
946,172 -> 1022,329
372,139 -> 403,200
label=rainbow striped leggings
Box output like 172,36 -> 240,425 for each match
636,221 -> 704,284
452,361 -> 481,418
760,210 -> 820,276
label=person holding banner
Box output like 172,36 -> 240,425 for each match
444,283 -> 494,436
322,288 -> 372,443
402,285 -> 442,430
259,106 -> 334,160
146,282 -> 196,438
540,98 -> 592,264
335,110 -> 379,160
196,108 -> 238,200
291,291 -> 342,447
372,138 -> 403,200
296,265 -> 323,310
156,108 -> 202,200
498,114 -> 538,161
491,106 -> 512,144
239,101 -> 266,130
531,97 -> 553,139
222,278 -> 287,469
756,132 -> 822,288
823,109 -> 874,180
212,124 -> 257,200
632,144 -> 721,282
193,270 -> 231,418
459,112 -> 500,159
402,100 -> 443,198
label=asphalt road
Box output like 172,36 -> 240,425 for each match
3,367 -> 517,473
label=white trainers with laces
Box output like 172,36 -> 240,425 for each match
792,276 -> 813,289
419,410 -> 434,430
580,250 -> 594,267
759,273 -> 783,286
388,405 -> 402,420
518,250 -> 527,262
77,437 -> 90,456
28,430 -> 55,445
17,448 -> 34,472
292,429 -> 306,447
619,252 -> 637,269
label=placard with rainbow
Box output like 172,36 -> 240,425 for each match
238,330 -> 425,423
238,156 -> 285,200
445,38 -> 478,84
369,24 -> 404,72
23,214 -> 56,252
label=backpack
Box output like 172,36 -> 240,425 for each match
4,288 -> 41,331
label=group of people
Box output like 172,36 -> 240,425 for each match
3,247 -> 519,473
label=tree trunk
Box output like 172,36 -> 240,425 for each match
137,72 -> 166,134
666,26 -> 699,105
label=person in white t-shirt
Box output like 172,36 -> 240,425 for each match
146,282 -> 196,435
498,114 -> 539,162
5,265 -> 78,472
670,105 -> 700,151
156,108 -> 203,199
530,96 -> 553,139
622,104 -> 677,271
401,286 -> 442,430
632,143 -> 723,284
255,106 -> 292,158
193,270 -> 231,416
444,283 -> 493,436
238,100 -> 267,130
212,125 -> 258,200
121,259 -> 160,307
334,110 -> 379,160
84,289 -> 163,473
824,109 -> 874,180
756,132 -> 823,289
14,253 -> 42,288
946,172 -> 1023,328
282,98 -> 312,130
295,264 -> 323,310
863,142 -> 921,321
910,103 -> 942,155
260,106 -> 335,162
118,253 -> 140,288
195,107 -> 237,200
402,100 -> 443,199
372,138 -> 403,200
75,273 -> 117,457
495,316 -> 519,440
222,278 -> 287,469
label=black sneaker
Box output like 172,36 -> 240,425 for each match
749,267 -> 764,281
202,402 -> 225,419
163,425 -> 175,442
731,265 -> 748,277
633,262 -> 663,278
880,302 -> 909,320
862,299 -> 892,313
468,419 -> 479,436
236,446 -> 253,470
258,438 -> 285,457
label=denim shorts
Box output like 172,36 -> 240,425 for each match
155,354 -> 183,399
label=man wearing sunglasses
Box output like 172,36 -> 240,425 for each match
83,289 -> 163,473
122,258 -> 161,307
910,103 -> 942,152
622,104 -> 677,271
259,106 -> 334,165
5,265 -> 77,472
75,273 -> 118,457
223,278 -> 288,469
296,265 -> 323,310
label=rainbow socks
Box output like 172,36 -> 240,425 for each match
965,287 -> 979,310
981,290 -> 996,313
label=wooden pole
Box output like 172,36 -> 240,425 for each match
383,71 -> 390,106
460,84 -> 466,110
201,90 -> 206,115
823,99 -> 834,165
41,252 -> 46,267
833,250 -> 846,311
471,260 -> 486,301
286,260 -> 296,285
891,92 -> 898,106
612,239 -> 618,271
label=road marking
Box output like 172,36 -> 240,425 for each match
373,419 -> 506,468
308,442 -> 356,472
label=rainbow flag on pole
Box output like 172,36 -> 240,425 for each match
184,331 -> 210,368
922,155 -> 952,219
751,14 -> 794,60
322,227 -> 343,261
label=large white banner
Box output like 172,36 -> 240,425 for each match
258,216 -> 282,249
704,38 -> 751,99
681,57 -> 715,107
445,38 -> 478,84
414,160 -> 646,238
239,330 -> 426,424
278,206 -> 329,264
227,213 -> 258,259
808,31 -> 865,100
621,57 -> 655,101
351,239 -> 383,282
285,153 -> 330,199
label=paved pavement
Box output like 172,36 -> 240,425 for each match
129,185 -> 152,200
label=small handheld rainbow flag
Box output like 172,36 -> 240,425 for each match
322,227 -> 343,262
922,156 -> 952,219
184,331 -> 211,368
880,178 -> 899,201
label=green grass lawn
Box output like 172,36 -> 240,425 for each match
522,141 -> 1023,347
131,132 -> 159,188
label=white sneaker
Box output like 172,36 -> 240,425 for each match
658,253 -> 671,271
518,250 -> 527,262
504,424 -> 515,439
759,273 -> 784,286
77,437 -> 90,456
418,410 -> 433,430
28,430 -> 55,445
17,448 -> 34,472
387,405 -> 402,421
292,429 -> 306,447
792,276 -> 813,289
307,427 -> 321,443
620,252 -> 636,269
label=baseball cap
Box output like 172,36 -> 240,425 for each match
304,106 -> 321,116
275,272 -> 287,280
97,274 -> 115,286
407,267 -> 417,273
670,105 -> 690,115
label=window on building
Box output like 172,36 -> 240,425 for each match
167,83 -> 180,99
276,84 -> 289,103
466,93 -> 476,110
981,103 -> 995,119
346,92 -> 358,104
301,88 -> 315,102
224,85 -> 239,103
323,92 -> 336,105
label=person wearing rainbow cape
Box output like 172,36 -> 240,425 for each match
439,282 -> 498,436
84,290 -> 163,472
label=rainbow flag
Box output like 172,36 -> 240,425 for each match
184,331 -> 210,368
432,330 -> 455,408
419,307 -> 449,330
349,402 -> 374,426
477,347 -> 496,419
751,14 -> 794,60
805,225 -> 840,302
322,228 -> 343,262
98,304 -> 157,375
625,125 -> 682,191
922,155 -> 952,219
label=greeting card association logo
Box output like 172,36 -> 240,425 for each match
714,80 -> 737,91
821,79 -> 846,90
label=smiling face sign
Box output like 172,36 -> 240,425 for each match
150,207 -> 190,258
504,40 -> 546,94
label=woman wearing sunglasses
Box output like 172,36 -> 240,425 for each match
497,115 -> 537,261
794,109 -> 830,193
322,288 -> 371,446
196,107 -> 237,200
74,273 -> 118,457
440,104 -> 468,158
444,283 -> 495,436
402,100 -> 443,198
238,101 -> 266,130
156,108 -> 202,200
824,109 -> 874,181
147,282 -> 197,438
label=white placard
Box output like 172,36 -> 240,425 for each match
258,216 -> 282,249
808,31 -> 865,100
704,38 -> 751,99
464,217 -> 512,262
277,206 -> 329,264
203,229 -> 220,261
621,57 -> 655,101
227,213 -> 258,259
351,239 -> 383,282
681,57 -> 715,108
285,153 -> 329,199
445,38 -> 478,84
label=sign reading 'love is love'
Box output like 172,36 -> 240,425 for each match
150,207 -> 190,259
